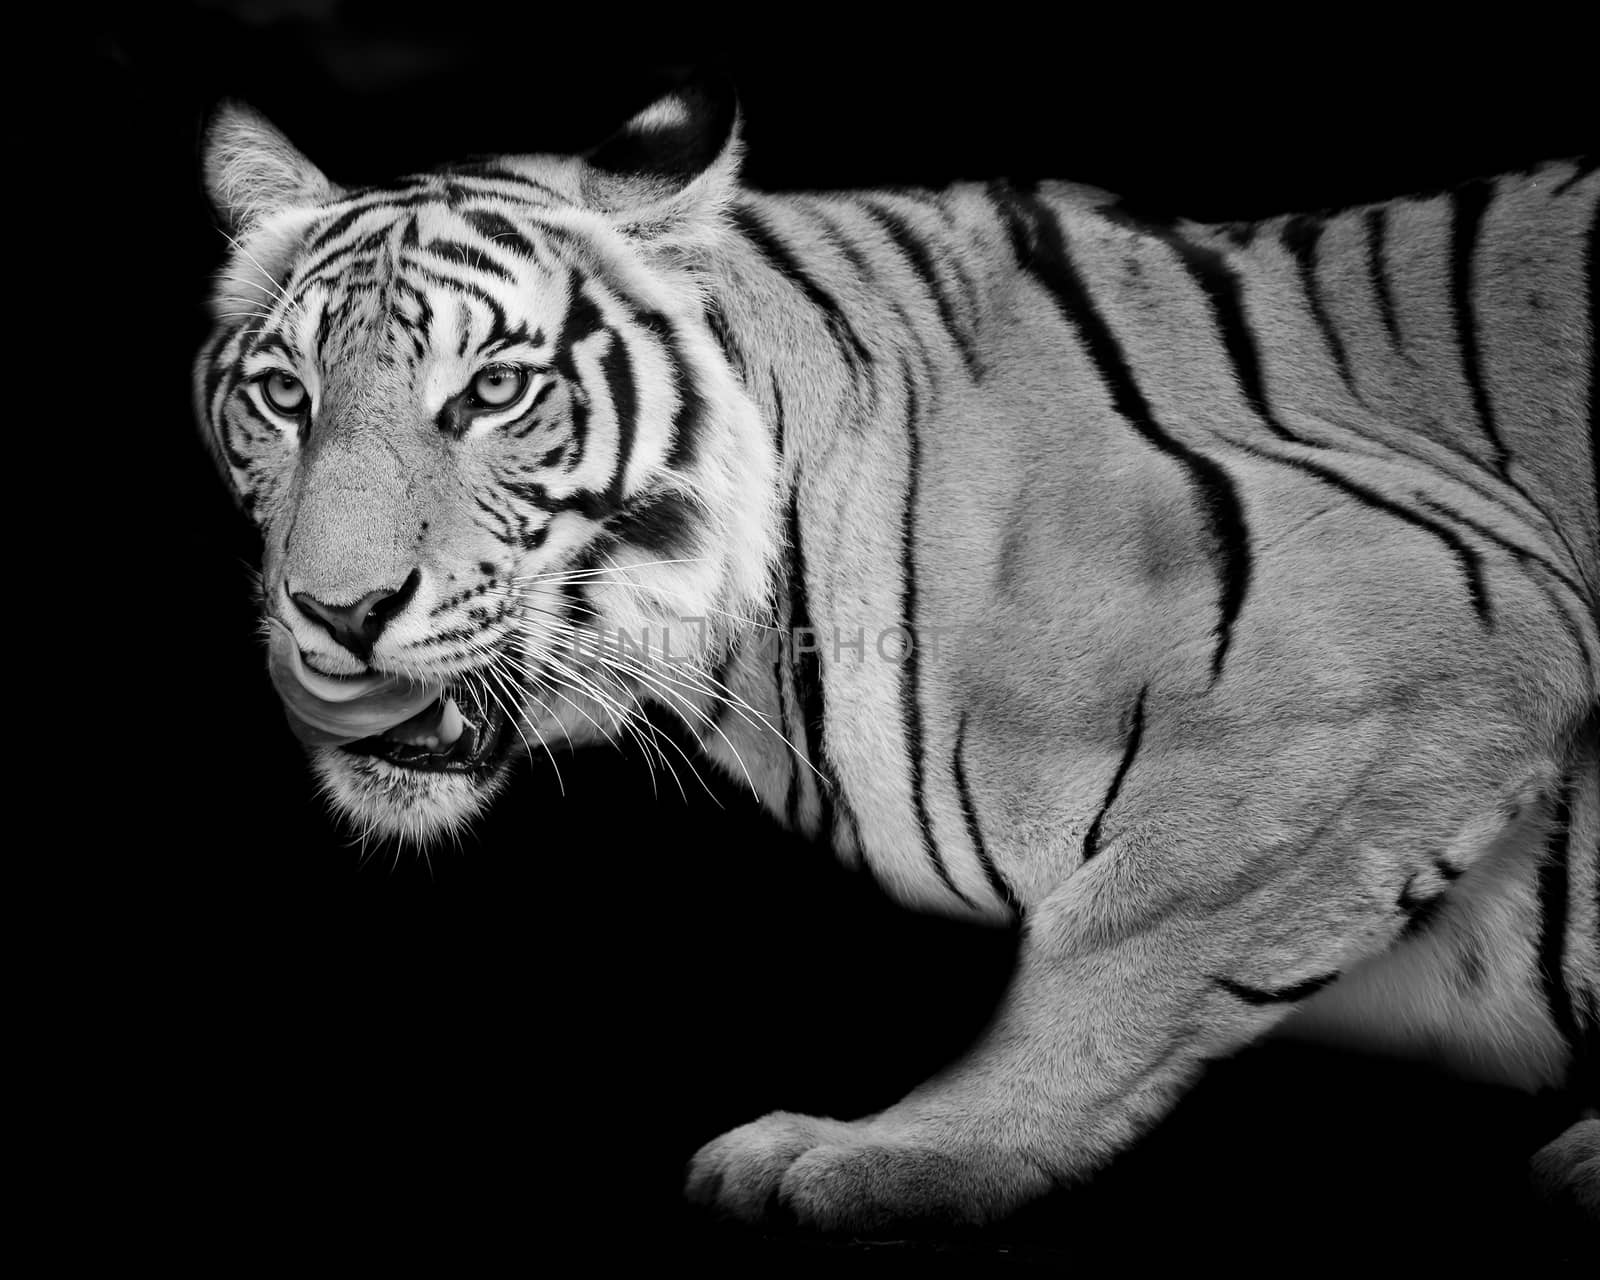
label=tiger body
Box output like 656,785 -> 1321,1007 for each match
195,86 -> 1600,1225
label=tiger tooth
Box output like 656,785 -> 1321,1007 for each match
437,698 -> 465,746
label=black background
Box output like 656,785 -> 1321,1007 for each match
82,5 -> 1595,1268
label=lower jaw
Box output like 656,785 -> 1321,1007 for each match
336,698 -> 514,776
312,745 -> 509,847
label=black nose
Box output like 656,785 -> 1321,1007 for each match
290,569 -> 421,661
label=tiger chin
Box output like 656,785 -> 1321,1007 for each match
195,82 -> 1600,1228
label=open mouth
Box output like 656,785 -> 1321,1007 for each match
265,619 -> 519,776
339,685 -> 513,774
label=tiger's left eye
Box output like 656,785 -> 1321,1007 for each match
470,365 -> 528,408
261,370 -> 308,415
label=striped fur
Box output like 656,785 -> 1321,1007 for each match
195,89 -> 1599,1226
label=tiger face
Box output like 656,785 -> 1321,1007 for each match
194,93 -> 776,845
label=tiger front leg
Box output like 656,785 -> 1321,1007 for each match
686,853 -> 1363,1232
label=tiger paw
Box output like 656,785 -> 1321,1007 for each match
1530,1117 -> 1600,1219
684,1112 -> 857,1222
685,1111 -> 1055,1232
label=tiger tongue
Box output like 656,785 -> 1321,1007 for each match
265,619 -> 445,746
384,696 -> 466,749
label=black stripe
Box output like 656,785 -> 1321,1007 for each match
304,204 -> 369,256
390,276 -> 434,342
1364,207 -> 1410,358
220,401 -> 262,470
770,371 -> 787,458
404,261 -> 507,317
731,204 -> 874,387
1105,206 -> 1302,445
1413,494 -> 1593,678
555,283 -> 607,471
859,203 -> 983,378
1431,211 -> 1583,622
440,163 -> 567,204
703,296 -> 746,379
506,379 -> 558,439
601,490 -> 699,557
1282,215 -> 1360,400
1250,445 -> 1493,623
459,208 -> 541,260
770,377 -> 801,829
301,189 -> 437,256
472,492 -> 516,541
523,220 -> 592,265
1450,178 -> 1512,474
785,479 -> 839,844
1404,496 -> 1588,607
246,331 -> 294,363
479,320 -> 543,359
1536,779 -> 1579,1048
1215,973 -> 1340,1005
500,478 -> 607,521
1082,687 -> 1147,862
899,373 -> 973,908
516,524 -> 548,551
814,207 -> 875,278
636,312 -> 708,470
294,220 -> 402,295
423,236 -> 514,281
994,186 -> 1252,683
953,713 -> 1021,916
600,331 -> 638,507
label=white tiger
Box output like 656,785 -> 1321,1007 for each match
194,83 -> 1599,1225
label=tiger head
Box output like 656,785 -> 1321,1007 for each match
193,84 -> 777,846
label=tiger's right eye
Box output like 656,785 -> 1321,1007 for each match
469,364 -> 529,408
260,371 -> 308,416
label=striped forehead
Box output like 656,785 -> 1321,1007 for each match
291,194 -> 570,290
267,196 -> 589,403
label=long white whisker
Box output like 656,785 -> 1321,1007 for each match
505,590 -> 818,786
590,653 -> 760,800
537,648 -> 726,806
487,619 -> 676,787
480,656 -> 564,797
511,646 -> 680,794
502,557 -> 709,585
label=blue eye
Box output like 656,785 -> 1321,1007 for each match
260,370 -> 308,415
470,365 -> 528,408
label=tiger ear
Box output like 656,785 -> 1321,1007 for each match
580,76 -> 743,238
202,101 -> 336,234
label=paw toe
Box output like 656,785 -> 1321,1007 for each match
685,1112 -> 854,1223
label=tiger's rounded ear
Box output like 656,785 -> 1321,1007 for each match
580,76 -> 743,236
202,101 -> 336,234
